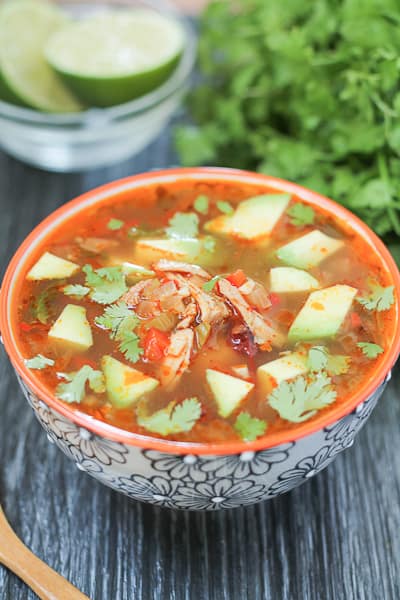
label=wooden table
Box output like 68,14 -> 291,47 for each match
0,133 -> 399,599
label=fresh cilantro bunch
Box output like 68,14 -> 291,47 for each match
176,0 -> 400,258
95,302 -> 143,363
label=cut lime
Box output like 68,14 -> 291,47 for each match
45,9 -> 186,108
0,1 -> 82,112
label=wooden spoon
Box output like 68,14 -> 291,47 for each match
0,505 -> 90,600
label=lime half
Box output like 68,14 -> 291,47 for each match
0,1 -> 82,112
45,9 -> 186,108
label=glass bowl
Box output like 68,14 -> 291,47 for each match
0,0 -> 196,172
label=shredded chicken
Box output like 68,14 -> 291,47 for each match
168,273 -> 231,326
177,301 -> 198,329
239,278 -> 271,311
154,259 -> 210,279
121,280 -> 153,306
217,278 -> 276,346
76,237 -> 119,254
160,328 -> 194,388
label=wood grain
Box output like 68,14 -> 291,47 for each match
0,133 -> 399,600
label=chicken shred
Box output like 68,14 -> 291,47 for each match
160,328 -> 194,388
153,259 -> 210,279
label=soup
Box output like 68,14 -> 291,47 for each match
16,178 -> 396,443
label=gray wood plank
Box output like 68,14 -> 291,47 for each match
0,133 -> 399,600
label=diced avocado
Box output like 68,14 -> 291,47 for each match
206,369 -> 254,417
133,236 -> 225,268
48,304 -> 93,350
102,355 -> 159,408
27,252 -> 79,280
276,230 -> 344,269
270,267 -> 319,293
257,352 -> 308,393
288,285 -> 357,342
205,194 -> 290,241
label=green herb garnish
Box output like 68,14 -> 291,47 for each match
357,342 -> 384,359
216,200 -> 234,215
287,203 -> 315,227
107,218 -> 124,231
137,397 -> 202,435
357,282 -> 395,312
25,354 -> 55,370
63,284 -> 90,298
269,373 -> 337,423
56,366 -> 105,404
194,195 -> 209,215
95,302 -> 143,363
202,275 -> 222,292
308,346 -> 350,376
203,235 -> 216,253
166,212 -> 199,239
234,412 -> 267,441
83,265 -> 127,305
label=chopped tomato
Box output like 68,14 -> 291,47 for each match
269,293 -> 281,307
143,328 -> 170,362
226,269 -> 247,287
350,312 -> 362,328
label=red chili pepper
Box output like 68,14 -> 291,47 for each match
143,328 -> 170,362
350,312 -> 362,328
226,269 -> 247,287
19,322 -> 34,332
269,293 -> 281,307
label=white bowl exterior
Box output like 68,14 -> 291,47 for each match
15,371 -> 389,510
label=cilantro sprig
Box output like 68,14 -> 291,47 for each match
137,398 -> 202,436
95,302 -> 143,363
25,354 -> 55,370
56,366 -> 105,404
83,265 -> 127,305
107,218 -> 124,231
166,212 -> 199,239
269,373 -> 337,423
194,195 -> 209,215
308,346 -> 350,376
357,282 -> 395,312
217,201 -> 234,215
357,342 -> 384,359
234,412 -> 267,441
287,203 -> 315,227
63,284 -> 90,298
202,275 -> 222,292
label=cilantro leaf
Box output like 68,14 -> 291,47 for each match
24,354 -> 55,370
357,342 -> 384,359
357,282 -> 395,312
287,203 -> 315,227
137,397 -> 202,436
63,284 -> 90,298
83,264 -> 127,305
107,218 -> 124,231
269,373 -> 337,423
308,346 -> 350,376
32,285 -> 59,324
119,330 -> 143,363
95,302 -> 139,339
56,365 -> 105,404
96,302 -> 143,363
217,200 -> 234,215
203,235 -> 216,253
166,212 -> 199,239
234,412 -> 267,441
202,275 -> 221,292
194,195 -> 209,215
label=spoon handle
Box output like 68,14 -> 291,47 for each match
0,508 -> 89,600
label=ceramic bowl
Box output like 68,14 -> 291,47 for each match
1,168 -> 399,510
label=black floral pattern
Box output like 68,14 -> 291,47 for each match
173,479 -> 266,510
198,443 -> 294,480
142,450 -> 208,482
113,475 -> 179,508
267,446 -> 334,496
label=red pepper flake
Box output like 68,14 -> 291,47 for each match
20,321 -> 34,332
269,293 -> 281,307
350,312 -> 362,328
226,269 -> 247,287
